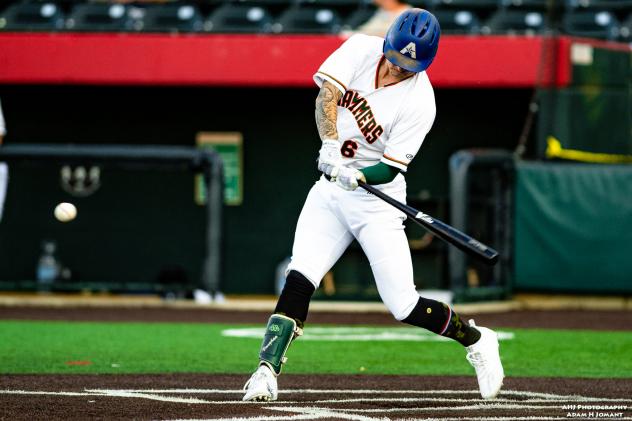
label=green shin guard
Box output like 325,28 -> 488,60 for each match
258,314 -> 303,375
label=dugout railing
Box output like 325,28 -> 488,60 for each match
0,143 -> 223,296
449,149 -> 515,303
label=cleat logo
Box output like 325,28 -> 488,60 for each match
400,42 -> 417,59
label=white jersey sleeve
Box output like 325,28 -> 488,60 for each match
0,99 -> 6,136
313,34 -> 376,94
381,79 -> 436,172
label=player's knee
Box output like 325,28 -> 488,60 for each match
384,294 -> 420,321
283,270 -> 316,295
285,263 -> 320,290
274,270 -> 316,326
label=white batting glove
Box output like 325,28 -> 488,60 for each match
317,139 -> 342,173
319,162 -> 340,179
335,167 -> 364,191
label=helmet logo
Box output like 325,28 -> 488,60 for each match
400,42 -> 417,59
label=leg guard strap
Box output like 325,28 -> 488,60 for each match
259,314 -> 303,375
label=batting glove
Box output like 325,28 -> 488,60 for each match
317,139 -> 342,171
319,162 -> 340,179
335,167 -> 364,191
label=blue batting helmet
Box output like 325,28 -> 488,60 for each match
383,8 -> 440,73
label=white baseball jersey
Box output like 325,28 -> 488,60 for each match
313,34 -> 436,175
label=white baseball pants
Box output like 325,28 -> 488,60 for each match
286,176 -> 418,321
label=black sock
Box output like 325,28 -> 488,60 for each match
441,305 -> 481,347
402,297 -> 481,347
274,270 -> 315,328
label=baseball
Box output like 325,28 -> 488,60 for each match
54,202 -> 77,222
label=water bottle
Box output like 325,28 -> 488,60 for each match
36,240 -> 60,291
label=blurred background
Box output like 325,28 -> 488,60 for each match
0,0 -> 630,305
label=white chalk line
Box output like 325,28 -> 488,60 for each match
321,404 -> 563,412
310,397 -> 632,404
397,418 -> 632,421
173,407 -> 389,421
4,387 -> 631,421
90,390 -> 212,404
3,388 -> 631,406
221,327 -> 515,343
399,417 -> 569,421
172,415 -> 324,421
77,388 -> 632,406
78,388 -> 632,402
0,390 -> 102,397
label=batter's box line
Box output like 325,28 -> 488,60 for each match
396,418 -> 632,421
307,404 -> 569,412
3,389 -> 631,407
308,397 -> 632,404
81,388 -> 632,402
189,405 -> 632,421
0,389 -> 632,404
79,389 -> 632,406
267,405 -> 624,421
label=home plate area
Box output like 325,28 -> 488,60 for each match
1,375 -> 631,420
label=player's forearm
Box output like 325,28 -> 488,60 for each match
360,162 -> 400,185
315,81 -> 343,141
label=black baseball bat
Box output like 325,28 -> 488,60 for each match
358,180 -> 499,265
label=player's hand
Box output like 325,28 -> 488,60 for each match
319,162 -> 340,179
335,167 -> 365,191
317,139 -> 342,170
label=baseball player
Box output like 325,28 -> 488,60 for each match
243,9 -> 504,402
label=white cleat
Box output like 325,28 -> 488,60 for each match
466,319 -> 505,399
242,365 -> 278,402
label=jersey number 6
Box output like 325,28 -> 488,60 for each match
341,140 -> 358,158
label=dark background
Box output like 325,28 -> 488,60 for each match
0,85 -> 531,293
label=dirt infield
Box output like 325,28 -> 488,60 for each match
1,306 -> 631,330
1,374 -> 631,420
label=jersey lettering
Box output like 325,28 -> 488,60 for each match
400,42 -> 417,59
347,94 -> 365,113
339,90 -> 354,108
337,90 -> 383,144
361,119 -> 377,137
368,126 -> 384,143
357,110 -> 373,126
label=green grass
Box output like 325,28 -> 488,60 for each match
1,320 -> 631,378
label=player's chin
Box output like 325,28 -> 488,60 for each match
390,67 -> 412,77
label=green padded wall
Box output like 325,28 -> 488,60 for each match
514,162 -> 632,293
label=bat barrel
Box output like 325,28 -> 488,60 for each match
358,180 -> 499,265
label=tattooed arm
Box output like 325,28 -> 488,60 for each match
315,80 -> 343,141
315,81 -> 344,177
